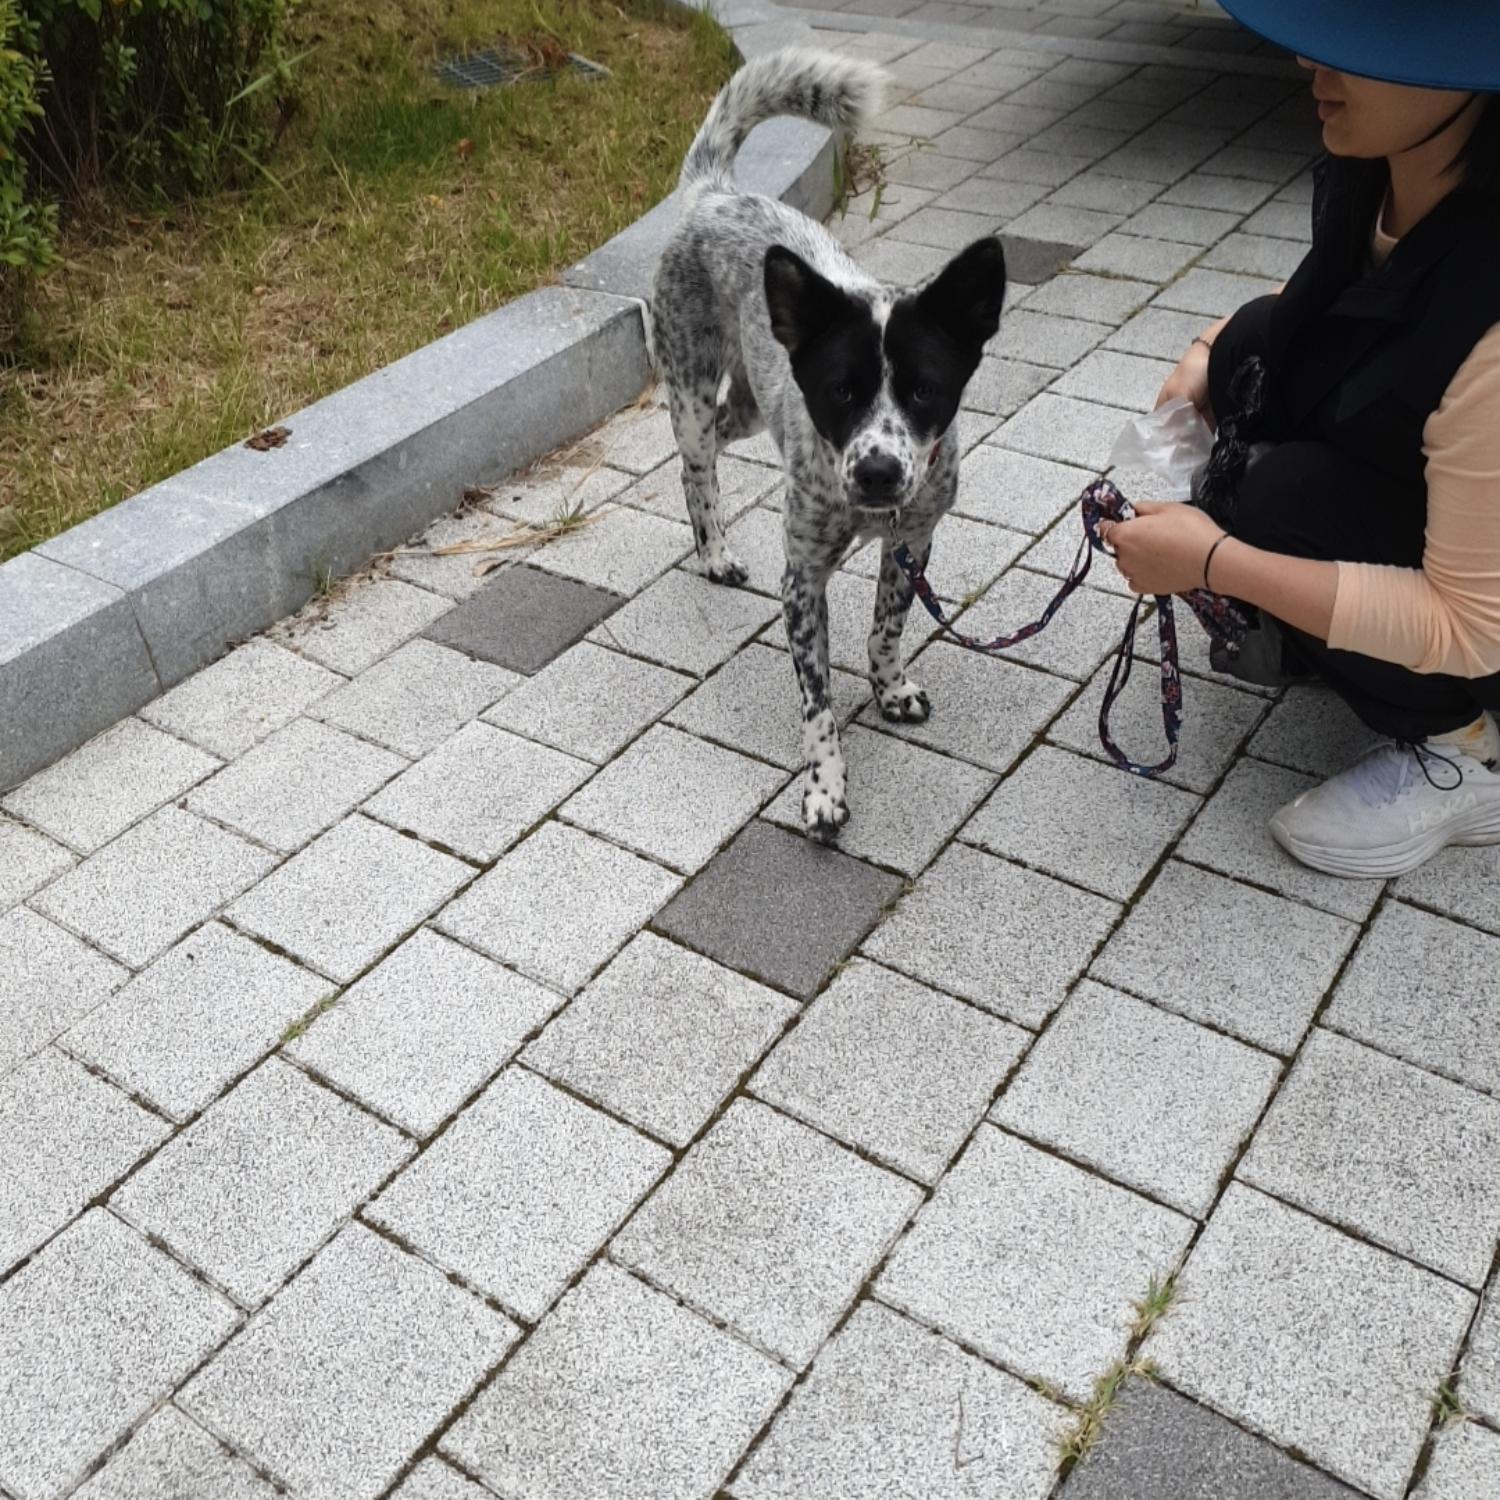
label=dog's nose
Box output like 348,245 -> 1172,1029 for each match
853,454 -> 903,499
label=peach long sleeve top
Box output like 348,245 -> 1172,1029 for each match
1325,215 -> 1500,678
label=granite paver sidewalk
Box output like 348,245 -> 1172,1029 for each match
4,4 -> 1499,1498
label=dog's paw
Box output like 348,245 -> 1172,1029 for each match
701,544 -> 749,588
802,778 -> 850,842
878,678 -> 931,723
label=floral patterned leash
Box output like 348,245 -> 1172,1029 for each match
893,479 -> 1252,779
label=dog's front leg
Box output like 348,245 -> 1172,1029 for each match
871,534 -> 932,723
782,562 -> 847,841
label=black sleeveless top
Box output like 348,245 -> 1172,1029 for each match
1253,156 -> 1500,490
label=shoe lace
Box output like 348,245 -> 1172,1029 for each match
1347,739 -> 1464,808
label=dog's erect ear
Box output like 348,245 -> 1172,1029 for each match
765,245 -> 857,356
916,236 -> 1008,348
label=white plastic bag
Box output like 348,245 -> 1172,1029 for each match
1108,397 -> 1214,501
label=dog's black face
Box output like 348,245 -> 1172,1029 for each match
765,236 -> 1007,510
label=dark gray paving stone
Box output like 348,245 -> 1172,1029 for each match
422,565 -> 621,675
654,821 -> 903,1000
1000,235 -> 1083,283
1059,1378 -> 1360,1500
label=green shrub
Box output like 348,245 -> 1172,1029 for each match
24,0 -> 297,198
0,0 -> 54,346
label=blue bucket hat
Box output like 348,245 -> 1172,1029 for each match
1218,0 -> 1500,92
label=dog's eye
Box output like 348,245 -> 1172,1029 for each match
831,382 -> 853,405
912,382 -> 934,405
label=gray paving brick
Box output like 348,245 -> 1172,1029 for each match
752,957 -> 1026,1183
1120,201 -> 1240,246
878,1126 -> 1192,1399
422,564 -> 622,675
615,1098 -> 920,1366
864,842 -> 1119,1029
560,724 -> 784,874
667,642 -> 867,770
992,309 -> 1112,369
436,820 -> 680,995
74,1405 -> 275,1500
0,907 -> 128,1078
277,578 -> 451,677
389,1458 -> 489,1500
765,725 -> 995,876
598,405 -> 680,475
1003,202 -> 1121,247
1239,1028 -> 1500,1285
859,641 -> 1074,773
1396,844 -> 1500,939
963,353 -> 1056,416
587,567 -> 780,677
311,638 -> 519,758
1050,347 -> 1175,411
931,174 -> 1049,218
994,980 -> 1278,1215
1020,272 -> 1156,325
655,819 -> 902,999
1463,1275 -> 1500,1424
957,445 -> 1093,533
964,745 -> 1199,901
1098,848 -> 1352,1043
387,507 -> 539,600
872,102 -> 972,139
719,506 -> 786,596
482,640 -> 688,762
1148,1185 -> 1474,1500
1154,266 -> 1281,318
227,815 -> 471,984
1104,303 -> 1214,358
290,928 -> 558,1137
853,234 -> 957,283
1246,686 -> 1378,779
887,203 -> 1001,250
188,718 -> 403,854
0,1049 -> 168,1274
617,454 -> 776,526
181,1225 -> 517,1500
63,922 -> 328,1121
2,719 -> 218,856
1076,234 -> 1200,285
884,146 -> 984,191
1414,1422 -> 1500,1500
363,721 -> 591,864
1058,1378 -> 1360,1500
484,460 -> 634,526
0,1210 -> 237,1500
1018,508 -> 1135,597
1241,197 -> 1313,240
524,930 -> 795,1145
1177,758 -> 1385,922
1201,229 -> 1307,279
1046,172 -> 1162,215
140,638 -> 342,760
733,1300 -> 1063,1500
1050,657 -> 1267,793
370,1067 -> 669,1320
925,126 -> 1028,166
1200,144 -> 1310,183
116,1059 -> 411,1307
955,565 -> 1131,681
991,393 -> 1125,471
1159,170 -> 1279,214
32,807 -> 276,971
445,1260 -> 789,1500
0,816 -> 72,914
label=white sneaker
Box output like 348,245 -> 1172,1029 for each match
1269,736 -> 1500,879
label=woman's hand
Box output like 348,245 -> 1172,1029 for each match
1098,500 -> 1228,597
1155,337 -> 1214,421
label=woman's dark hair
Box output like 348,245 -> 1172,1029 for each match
1451,95 -> 1500,196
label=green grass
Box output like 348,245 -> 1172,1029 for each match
2,0 -> 736,560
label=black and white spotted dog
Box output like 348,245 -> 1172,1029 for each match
653,48 -> 1007,840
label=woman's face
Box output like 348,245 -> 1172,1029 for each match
1299,60 -> 1475,158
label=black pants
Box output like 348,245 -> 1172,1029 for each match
1208,296 -> 1500,740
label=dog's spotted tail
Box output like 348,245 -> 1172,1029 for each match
679,48 -> 888,202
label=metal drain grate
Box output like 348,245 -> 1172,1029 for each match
432,46 -> 611,90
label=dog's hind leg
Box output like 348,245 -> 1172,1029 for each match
662,352 -> 748,588
715,361 -> 764,447
870,535 -> 932,723
783,560 -> 848,840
